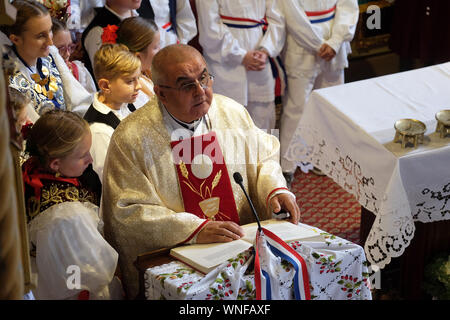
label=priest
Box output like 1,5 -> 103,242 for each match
101,44 -> 300,299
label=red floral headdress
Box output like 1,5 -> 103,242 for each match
101,24 -> 119,44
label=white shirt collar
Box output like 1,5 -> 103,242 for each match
104,4 -> 138,20
160,102 -> 210,141
93,92 -> 131,120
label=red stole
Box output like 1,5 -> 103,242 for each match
171,131 -> 240,224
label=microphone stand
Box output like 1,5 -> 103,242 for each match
233,172 -> 262,232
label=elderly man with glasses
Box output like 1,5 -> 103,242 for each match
100,44 -> 300,299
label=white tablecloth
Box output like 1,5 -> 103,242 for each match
286,62 -> 450,269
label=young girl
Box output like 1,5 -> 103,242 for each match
0,0 -> 92,116
116,16 -> 160,108
51,18 -> 97,95
22,110 -> 123,300
8,87 -> 33,165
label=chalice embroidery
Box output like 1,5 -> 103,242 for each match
179,159 -> 231,221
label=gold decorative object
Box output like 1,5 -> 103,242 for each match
199,197 -> 220,219
435,110 -> 450,139
394,119 -> 426,148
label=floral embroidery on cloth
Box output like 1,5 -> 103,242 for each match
22,158 -> 98,222
145,231 -> 372,300
2,45 -> 66,115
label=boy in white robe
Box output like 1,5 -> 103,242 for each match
279,0 -> 359,177
195,0 -> 285,130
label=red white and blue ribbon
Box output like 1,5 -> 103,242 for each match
254,228 -> 311,300
162,21 -> 174,32
305,6 -> 336,24
220,15 -> 267,29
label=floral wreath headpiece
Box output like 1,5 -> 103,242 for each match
36,0 -> 70,21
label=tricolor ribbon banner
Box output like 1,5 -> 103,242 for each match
305,6 -> 336,24
254,228 -> 311,300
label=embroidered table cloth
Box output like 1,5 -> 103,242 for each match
285,62 -> 450,269
145,227 -> 372,300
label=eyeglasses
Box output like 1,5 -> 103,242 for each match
158,73 -> 214,93
56,44 -> 76,54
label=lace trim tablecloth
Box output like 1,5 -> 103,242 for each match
145,229 -> 372,300
285,123 -> 449,269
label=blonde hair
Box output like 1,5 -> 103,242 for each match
117,17 -> 158,53
25,110 -> 90,166
93,43 -> 141,83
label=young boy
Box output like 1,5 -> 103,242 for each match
81,0 -> 141,77
83,43 -> 141,182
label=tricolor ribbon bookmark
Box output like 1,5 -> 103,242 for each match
254,228 -> 311,300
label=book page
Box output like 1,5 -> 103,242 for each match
170,220 -> 322,274
241,219 -> 320,244
170,240 -> 252,273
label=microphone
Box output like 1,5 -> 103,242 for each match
233,172 -> 262,231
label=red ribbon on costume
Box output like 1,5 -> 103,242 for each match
68,61 -> 79,81
22,157 -> 80,201
171,131 -> 240,224
305,5 -> 336,17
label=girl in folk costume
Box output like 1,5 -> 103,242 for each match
137,0 -> 197,49
51,18 -> 97,95
0,1 -> 92,117
195,0 -> 285,130
22,110 -> 123,300
278,0 -> 359,177
116,16 -> 160,108
81,0 -> 141,77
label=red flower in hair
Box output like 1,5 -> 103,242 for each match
101,24 -> 119,44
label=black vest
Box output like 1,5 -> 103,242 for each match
83,103 -> 136,130
81,7 -> 121,80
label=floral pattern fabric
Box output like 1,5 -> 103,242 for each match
145,229 -> 372,300
2,45 -> 66,115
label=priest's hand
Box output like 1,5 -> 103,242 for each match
196,221 -> 245,244
270,193 -> 301,225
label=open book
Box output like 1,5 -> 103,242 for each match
170,219 -> 322,274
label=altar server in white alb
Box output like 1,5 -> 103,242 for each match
195,0 -> 285,130
279,0 -> 359,177
137,0 -> 197,49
